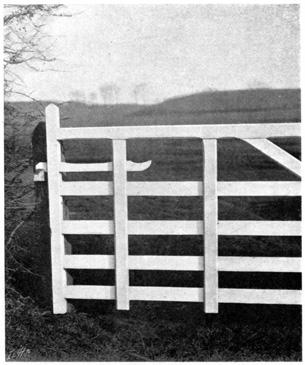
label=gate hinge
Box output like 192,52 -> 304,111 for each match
34,162 -> 48,181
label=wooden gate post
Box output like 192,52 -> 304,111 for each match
46,104 -> 72,314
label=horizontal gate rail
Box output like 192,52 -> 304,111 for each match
57,122 -> 301,140
61,220 -> 301,236
59,160 -> 151,172
60,181 -> 301,197
62,255 -> 301,273
63,286 -> 302,305
45,104 -> 301,314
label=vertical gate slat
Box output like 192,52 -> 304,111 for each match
46,104 -> 69,314
112,139 -> 129,310
203,139 -> 218,313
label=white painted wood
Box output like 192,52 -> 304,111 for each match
36,162 -> 48,172
127,160 -> 152,171
46,104 -> 69,314
244,138 -> 301,177
129,221 -> 203,235
61,220 -> 203,235
62,255 -> 301,273
34,171 -> 45,182
202,139 -> 218,313
64,285 -> 115,300
34,170 -> 45,182
133,287 -> 302,305
61,220 -> 301,236
63,286 -> 301,305
60,162 -> 113,172
60,181 -> 113,196
218,257 -> 301,273
130,287 -> 301,304
219,289 -> 302,305
130,286 -> 204,302
62,220 -> 114,234
130,287 -> 301,305
57,123 -> 301,140
60,180 -> 301,197
130,255 -> 203,271
47,106 -> 301,312
218,181 -> 301,196
129,256 -> 301,272
112,139 -> 129,310
63,255 -> 115,269
128,181 -> 202,196
60,181 -> 200,196
59,160 -> 151,173
219,220 -> 301,236
34,162 -> 48,181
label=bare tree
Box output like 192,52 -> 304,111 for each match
247,80 -> 271,89
4,5 -> 70,303
99,85 -> 110,104
99,83 -> 120,104
112,84 -> 121,104
70,90 -> 86,102
4,5 -> 69,98
133,83 -> 148,104
4,4 -> 69,223
89,91 -> 98,104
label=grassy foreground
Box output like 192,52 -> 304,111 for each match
6,294 -> 301,361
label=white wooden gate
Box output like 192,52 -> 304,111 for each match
43,104 -> 301,314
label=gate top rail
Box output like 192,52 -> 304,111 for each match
56,123 -> 301,140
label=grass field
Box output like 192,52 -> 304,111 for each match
6,88 -> 302,361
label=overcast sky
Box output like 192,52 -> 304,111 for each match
11,4 -> 300,104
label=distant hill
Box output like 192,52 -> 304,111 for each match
6,88 -> 301,129
125,88 -> 301,125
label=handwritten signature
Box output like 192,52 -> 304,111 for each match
7,346 -> 30,360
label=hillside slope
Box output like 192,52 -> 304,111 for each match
7,88 -> 301,129
125,88 -> 301,125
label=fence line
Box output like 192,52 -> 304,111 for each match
43,104 -> 301,314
